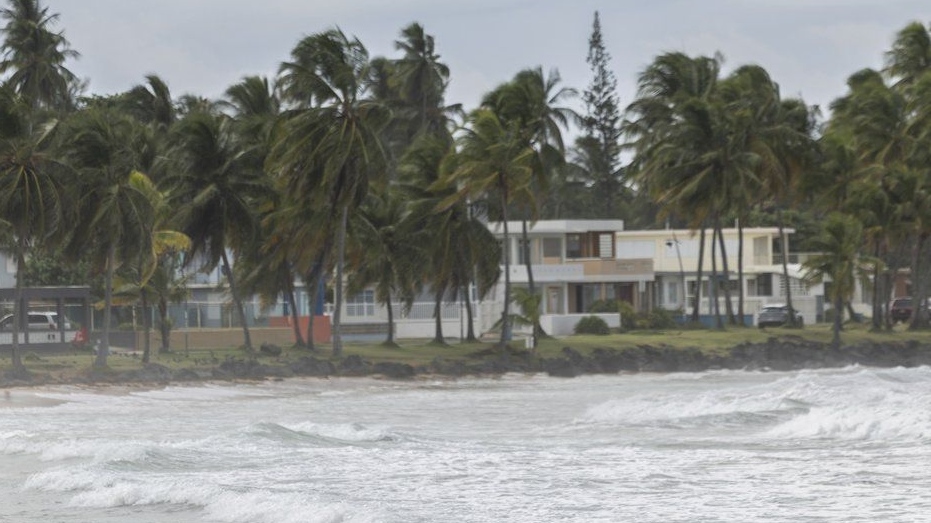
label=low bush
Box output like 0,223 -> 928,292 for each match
575,315 -> 610,335
645,308 -> 678,329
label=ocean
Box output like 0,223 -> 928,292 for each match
1,366 -> 929,522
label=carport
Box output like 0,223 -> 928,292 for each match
0,286 -> 91,349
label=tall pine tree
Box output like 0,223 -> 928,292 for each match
576,11 -> 626,220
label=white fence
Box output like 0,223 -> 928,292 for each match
0,330 -> 79,345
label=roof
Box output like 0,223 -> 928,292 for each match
487,220 -> 625,235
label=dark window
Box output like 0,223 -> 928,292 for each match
542,238 -> 561,258
566,234 -> 582,259
757,274 -> 773,296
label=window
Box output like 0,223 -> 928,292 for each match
566,234 -> 582,259
598,233 -> 613,259
756,274 -> 773,297
666,280 -> 679,305
346,290 -> 375,317
517,238 -> 529,265
542,238 -> 561,258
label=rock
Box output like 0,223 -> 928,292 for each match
543,357 -> 581,377
339,355 -> 372,376
373,362 -> 415,379
290,357 -> 335,377
429,357 -> 471,376
260,343 -> 282,357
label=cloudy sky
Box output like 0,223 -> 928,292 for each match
53,0 -> 930,121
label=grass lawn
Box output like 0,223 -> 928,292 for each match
5,321 -> 931,382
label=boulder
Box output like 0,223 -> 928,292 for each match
373,361 -> 415,379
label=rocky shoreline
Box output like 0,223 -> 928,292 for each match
4,337 -> 931,387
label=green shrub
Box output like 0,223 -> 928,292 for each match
589,299 -> 618,314
575,315 -> 610,335
645,308 -> 678,329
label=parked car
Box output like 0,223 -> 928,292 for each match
889,297 -> 929,323
0,311 -> 71,331
757,304 -> 803,328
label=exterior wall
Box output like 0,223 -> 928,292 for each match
619,228 -> 788,274
137,327 -> 300,351
538,313 -> 621,336
0,253 -> 16,289
267,315 -> 332,344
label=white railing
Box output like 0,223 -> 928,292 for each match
508,263 -> 583,283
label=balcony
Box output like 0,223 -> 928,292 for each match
507,258 -> 653,283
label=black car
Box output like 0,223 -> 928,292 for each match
757,304 -> 803,328
890,297 -> 929,323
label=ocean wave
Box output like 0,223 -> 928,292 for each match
28,469 -> 384,523
277,421 -> 399,444
765,402 -> 931,442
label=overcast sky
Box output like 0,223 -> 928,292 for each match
53,0 -> 930,123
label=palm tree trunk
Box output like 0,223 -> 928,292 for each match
141,288 -> 151,363
691,227 -> 707,323
221,249 -> 253,352
499,190 -> 512,348
776,209 -> 795,327
285,277 -> 305,348
10,248 -> 28,377
870,242 -> 883,332
710,224 -> 723,329
737,218 -> 745,325
95,245 -> 116,368
884,242 -> 907,330
385,291 -> 396,345
832,292 -> 843,349
908,232 -> 928,331
715,220 -> 737,326
332,205 -> 348,357
158,298 -> 170,353
432,286 -> 445,344
304,248 -> 330,351
521,218 -> 546,346
464,284 -> 477,342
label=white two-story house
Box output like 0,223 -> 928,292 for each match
487,220 -> 653,335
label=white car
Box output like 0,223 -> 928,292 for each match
0,311 -> 72,331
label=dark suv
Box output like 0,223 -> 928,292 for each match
890,297 -> 929,323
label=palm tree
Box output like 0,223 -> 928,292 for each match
624,52 -> 727,325
121,173 -> 190,363
346,190 -> 423,346
0,0 -> 79,112
438,108 -> 534,347
882,24 -> 931,329
803,213 -> 873,348
61,107 -> 157,367
165,110 -> 269,352
392,22 -> 453,138
221,75 -> 307,347
0,84 -> 66,376
398,132 -> 502,344
829,68 -> 925,328
723,65 -> 818,326
121,74 -> 176,131
274,28 -> 389,357
885,21 -> 931,90
481,67 -> 577,344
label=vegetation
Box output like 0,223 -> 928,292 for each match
0,1 -> 930,380
574,315 -> 610,335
